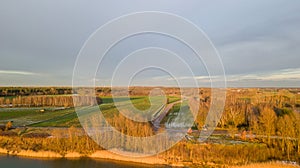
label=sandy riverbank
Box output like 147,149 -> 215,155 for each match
0,148 -> 61,158
2,148 -> 297,167
0,148 -> 173,166
229,162 -> 300,168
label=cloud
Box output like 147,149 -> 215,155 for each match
156,68 -> 300,87
0,70 -> 38,76
0,1 -> 299,87
226,68 -> 300,82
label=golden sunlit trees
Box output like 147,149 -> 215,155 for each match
0,95 -> 103,107
258,107 -> 277,145
5,121 -> 13,131
277,114 -> 296,160
294,112 -> 300,155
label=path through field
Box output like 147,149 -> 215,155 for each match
151,100 -> 182,131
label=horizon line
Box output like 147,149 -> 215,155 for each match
0,85 -> 299,89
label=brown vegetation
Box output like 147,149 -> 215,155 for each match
0,87 -> 300,166
229,162 -> 299,168
0,95 -> 101,107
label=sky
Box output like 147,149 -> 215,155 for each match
0,0 -> 299,87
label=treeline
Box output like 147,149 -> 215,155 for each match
161,141 -> 285,166
0,86 -> 198,97
0,87 -> 72,96
85,112 -> 156,153
0,127 -> 101,156
252,108 -> 300,161
1,87 -> 298,98
0,131 -> 296,166
106,113 -> 154,137
194,89 -> 298,131
0,96 -> 102,107
193,89 -> 300,162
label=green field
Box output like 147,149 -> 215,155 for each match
0,96 -> 180,127
0,107 -> 75,126
162,101 -> 193,128
0,108 -> 38,120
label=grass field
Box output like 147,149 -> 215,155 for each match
0,107 -> 75,126
0,96 -> 180,128
164,101 -> 194,128
0,108 -> 38,120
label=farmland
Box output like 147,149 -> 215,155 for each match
0,95 -> 181,128
0,87 -> 300,167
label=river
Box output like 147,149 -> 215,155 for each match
0,154 -> 166,168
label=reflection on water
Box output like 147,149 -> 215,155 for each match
0,155 -> 166,168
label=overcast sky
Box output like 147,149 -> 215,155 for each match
0,0 -> 299,87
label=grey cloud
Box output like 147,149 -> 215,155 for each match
0,0 -> 299,87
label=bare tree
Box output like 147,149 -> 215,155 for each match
259,107 -> 277,145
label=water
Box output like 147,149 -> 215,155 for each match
0,155 -> 166,168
